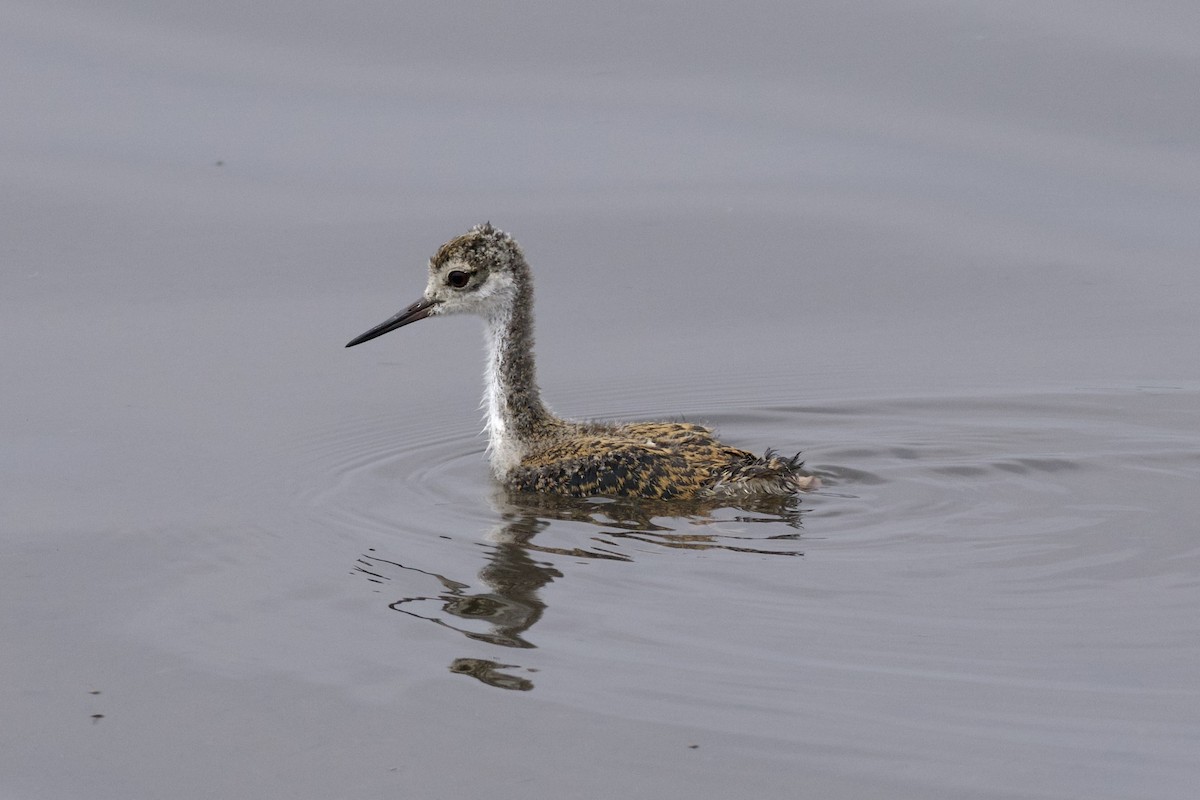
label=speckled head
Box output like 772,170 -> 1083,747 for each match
346,223 -> 528,348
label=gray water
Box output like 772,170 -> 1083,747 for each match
4,2 -> 1200,798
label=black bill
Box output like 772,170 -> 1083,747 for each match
345,297 -> 437,347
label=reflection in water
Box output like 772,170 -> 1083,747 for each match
490,488 -> 808,558
353,488 -> 812,690
449,658 -> 535,691
356,544 -> 554,650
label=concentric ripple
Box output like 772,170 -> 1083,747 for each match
286,408 -> 493,540
288,386 -> 1200,566
288,397 -> 829,556
278,383 -> 1200,697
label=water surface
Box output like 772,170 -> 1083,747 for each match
3,2 -> 1200,799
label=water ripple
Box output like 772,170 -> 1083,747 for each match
277,385 -> 1200,697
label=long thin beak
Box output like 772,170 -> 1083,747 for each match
345,297 -> 437,347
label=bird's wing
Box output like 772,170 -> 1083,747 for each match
510,436 -> 710,499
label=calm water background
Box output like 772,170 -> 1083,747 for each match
3,2 -> 1199,798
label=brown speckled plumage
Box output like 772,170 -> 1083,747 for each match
347,223 -> 817,500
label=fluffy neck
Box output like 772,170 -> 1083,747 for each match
482,276 -> 555,475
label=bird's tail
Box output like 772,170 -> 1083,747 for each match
710,450 -> 820,496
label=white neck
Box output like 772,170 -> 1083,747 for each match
482,308 -> 524,476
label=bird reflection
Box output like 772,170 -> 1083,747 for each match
448,658 -> 535,692
492,488 -> 806,558
352,488 -> 809,691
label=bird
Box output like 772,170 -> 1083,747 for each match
346,223 -> 818,500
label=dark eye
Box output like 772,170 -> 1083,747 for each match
447,270 -> 470,288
